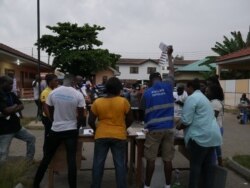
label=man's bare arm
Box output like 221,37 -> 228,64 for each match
167,46 -> 174,77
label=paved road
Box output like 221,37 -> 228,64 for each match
9,101 -> 250,188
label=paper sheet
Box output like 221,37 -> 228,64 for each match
136,132 -> 145,136
83,129 -> 94,135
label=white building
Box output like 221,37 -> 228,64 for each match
116,58 -> 169,85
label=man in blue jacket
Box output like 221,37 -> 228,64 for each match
141,46 -> 174,188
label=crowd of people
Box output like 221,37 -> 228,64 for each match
0,46 -> 229,188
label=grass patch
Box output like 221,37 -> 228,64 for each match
233,155 -> 250,170
224,108 -> 238,114
0,158 -> 37,188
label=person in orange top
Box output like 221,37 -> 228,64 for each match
88,77 -> 133,188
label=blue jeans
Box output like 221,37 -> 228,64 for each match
0,127 -> 36,161
187,139 -> 215,188
91,138 -> 127,188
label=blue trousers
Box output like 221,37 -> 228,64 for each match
0,127 -> 35,161
91,138 -> 127,188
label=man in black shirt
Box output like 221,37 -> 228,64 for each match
0,76 -> 36,161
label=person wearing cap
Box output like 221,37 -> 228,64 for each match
140,46 -> 174,188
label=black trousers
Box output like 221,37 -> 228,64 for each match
33,130 -> 78,188
41,116 -> 52,154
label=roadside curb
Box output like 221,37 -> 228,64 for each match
226,157 -> 250,181
25,121 -> 44,130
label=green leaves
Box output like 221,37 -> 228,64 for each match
36,22 -> 119,77
211,31 -> 247,56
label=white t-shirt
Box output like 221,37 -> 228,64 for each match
46,86 -> 86,132
173,91 -> 188,116
211,99 -> 224,128
32,80 -> 40,100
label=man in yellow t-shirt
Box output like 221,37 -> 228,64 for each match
40,73 -> 58,154
88,77 -> 133,188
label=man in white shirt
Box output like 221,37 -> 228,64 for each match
173,84 -> 188,116
33,74 -> 86,188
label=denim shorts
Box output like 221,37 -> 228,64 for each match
144,129 -> 175,161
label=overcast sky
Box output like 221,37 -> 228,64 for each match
0,0 -> 249,63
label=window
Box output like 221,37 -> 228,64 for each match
147,67 -> 156,74
130,67 -> 139,74
162,73 -> 168,80
5,69 -> 15,78
162,66 -> 167,70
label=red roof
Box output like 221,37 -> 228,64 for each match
216,47 -> 250,62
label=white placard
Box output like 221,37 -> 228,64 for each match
159,42 -> 168,52
83,128 -> 94,135
136,132 -> 145,136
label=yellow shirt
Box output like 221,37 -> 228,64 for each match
91,96 -> 130,140
40,87 -> 52,116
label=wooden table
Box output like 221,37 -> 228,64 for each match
47,126 -> 185,188
47,129 -> 135,188
127,126 -> 185,187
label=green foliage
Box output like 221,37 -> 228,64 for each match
200,65 -> 216,80
246,27 -> 250,47
174,55 -> 184,60
211,31 -> 246,56
37,22 -> 120,77
202,30 -> 250,79
233,155 -> 250,170
0,159 -> 36,188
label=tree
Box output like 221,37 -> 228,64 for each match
202,30 -> 249,64
211,31 -> 246,56
246,26 -> 250,47
174,55 -> 184,60
37,22 -> 120,76
202,30 -> 250,79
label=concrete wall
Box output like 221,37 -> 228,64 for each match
0,60 -> 52,89
220,79 -> 250,108
95,69 -> 114,85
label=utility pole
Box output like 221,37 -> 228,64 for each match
37,0 -> 41,121
37,0 -> 41,95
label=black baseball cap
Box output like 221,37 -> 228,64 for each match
149,72 -> 162,81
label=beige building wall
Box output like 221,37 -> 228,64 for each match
95,69 -> 114,85
0,60 -> 51,88
220,79 -> 250,108
236,79 -> 248,93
